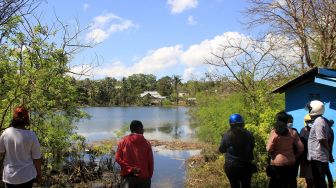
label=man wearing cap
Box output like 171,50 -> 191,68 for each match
0,105 -> 42,187
115,120 -> 154,188
307,100 -> 330,188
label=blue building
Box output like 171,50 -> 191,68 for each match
273,67 -> 336,176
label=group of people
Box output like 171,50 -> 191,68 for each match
219,100 -> 335,188
0,105 -> 154,188
0,101 -> 334,188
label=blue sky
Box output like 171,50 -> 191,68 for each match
38,0 -> 251,80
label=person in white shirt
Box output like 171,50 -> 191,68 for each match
0,105 -> 42,187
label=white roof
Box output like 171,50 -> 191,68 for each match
140,91 -> 166,99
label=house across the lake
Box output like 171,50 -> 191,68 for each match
140,91 -> 166,105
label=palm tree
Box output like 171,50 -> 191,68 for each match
172,75 -> 182,105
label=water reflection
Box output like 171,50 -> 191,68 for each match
75,107 -> 199,187
151,147 -> 201,188
75,107 -> 194,142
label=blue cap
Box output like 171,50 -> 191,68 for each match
229,114 -> 244,125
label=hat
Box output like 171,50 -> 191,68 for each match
303,114 -> 312,127
13,105 -> 29,120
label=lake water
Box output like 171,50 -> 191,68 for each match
75,107 -> 199,188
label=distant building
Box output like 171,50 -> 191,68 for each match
140,91 -> 166,105
178,92 -> 189,97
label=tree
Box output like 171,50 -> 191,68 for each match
157,76 -> 173,97
245,0 -> 336,69
0,12 -> 92,176
206,34 -> 292,125
172,75 -> 182,105
0,0 -> 38,27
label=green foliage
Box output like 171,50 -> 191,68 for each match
190,92 -> 246,144
35,114 -> 78,171
0,16 -> 88,179
161,98 -> 172,106
115,124 -> 130,138
157,76 -> 173,96
189,80 -> 285,186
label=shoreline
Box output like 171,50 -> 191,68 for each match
89,138 -> 205,151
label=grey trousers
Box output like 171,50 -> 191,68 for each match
120,176 -> 151,188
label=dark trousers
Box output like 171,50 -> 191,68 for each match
268,165 -> 297,188
5,179 -> 34,188
326,163 -> 333,188
120,176 -> 151,188
224,162 -> 252,188
311,160 -> 328,188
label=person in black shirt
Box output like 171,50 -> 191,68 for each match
219,114 -> 255,188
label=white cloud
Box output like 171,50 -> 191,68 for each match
77,32 -> 300,81
83,3 -> 89,11
85,13 -> 137,43
182,67 -> 202,80
133,45 -> 183,73
187,15 -> 197,25
167,0 -> 198,14
82,45 -> 183,78
181,32 -> 250,66
85,29 -> 109,43
108,20 -> 135,33
81,32 -> 250,79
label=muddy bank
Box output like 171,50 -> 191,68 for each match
90,139 -> 205,150
77,139 -> 206,188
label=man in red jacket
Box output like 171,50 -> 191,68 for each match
115,120 -> 154,188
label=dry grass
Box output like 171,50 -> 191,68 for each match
185,154 -> 230,188
149,139 -> 205,150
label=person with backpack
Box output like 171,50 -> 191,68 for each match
299,114 -> 314,188
307,100 -> 330,188
266,111 -> 304,188
219,114 -> 255,188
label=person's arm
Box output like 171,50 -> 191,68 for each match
31,132 -> 42,183
218,134 -> 228,153
266,130 -> 275,154
329,130 -> 334,162
293,132 -> 304,159
148,143 -> 154,178
319,139 -> 330,151
315,119 -> 330,150
33,159 -> 42,183
115,141 -> 137,175
250,133 -> 255,160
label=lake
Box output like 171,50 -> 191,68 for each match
75,106 -> 199,188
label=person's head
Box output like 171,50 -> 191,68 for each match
11,105 -> 30,128
304,114 -> 313,130
306,100 -> 325,117
130,120 -> 144,134
273,111 -> 289,136
287,114 -> 294,128
229,114 -> 244,128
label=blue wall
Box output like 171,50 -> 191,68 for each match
285,81 -> 336,177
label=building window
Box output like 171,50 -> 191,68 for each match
308,93 -> 320,101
